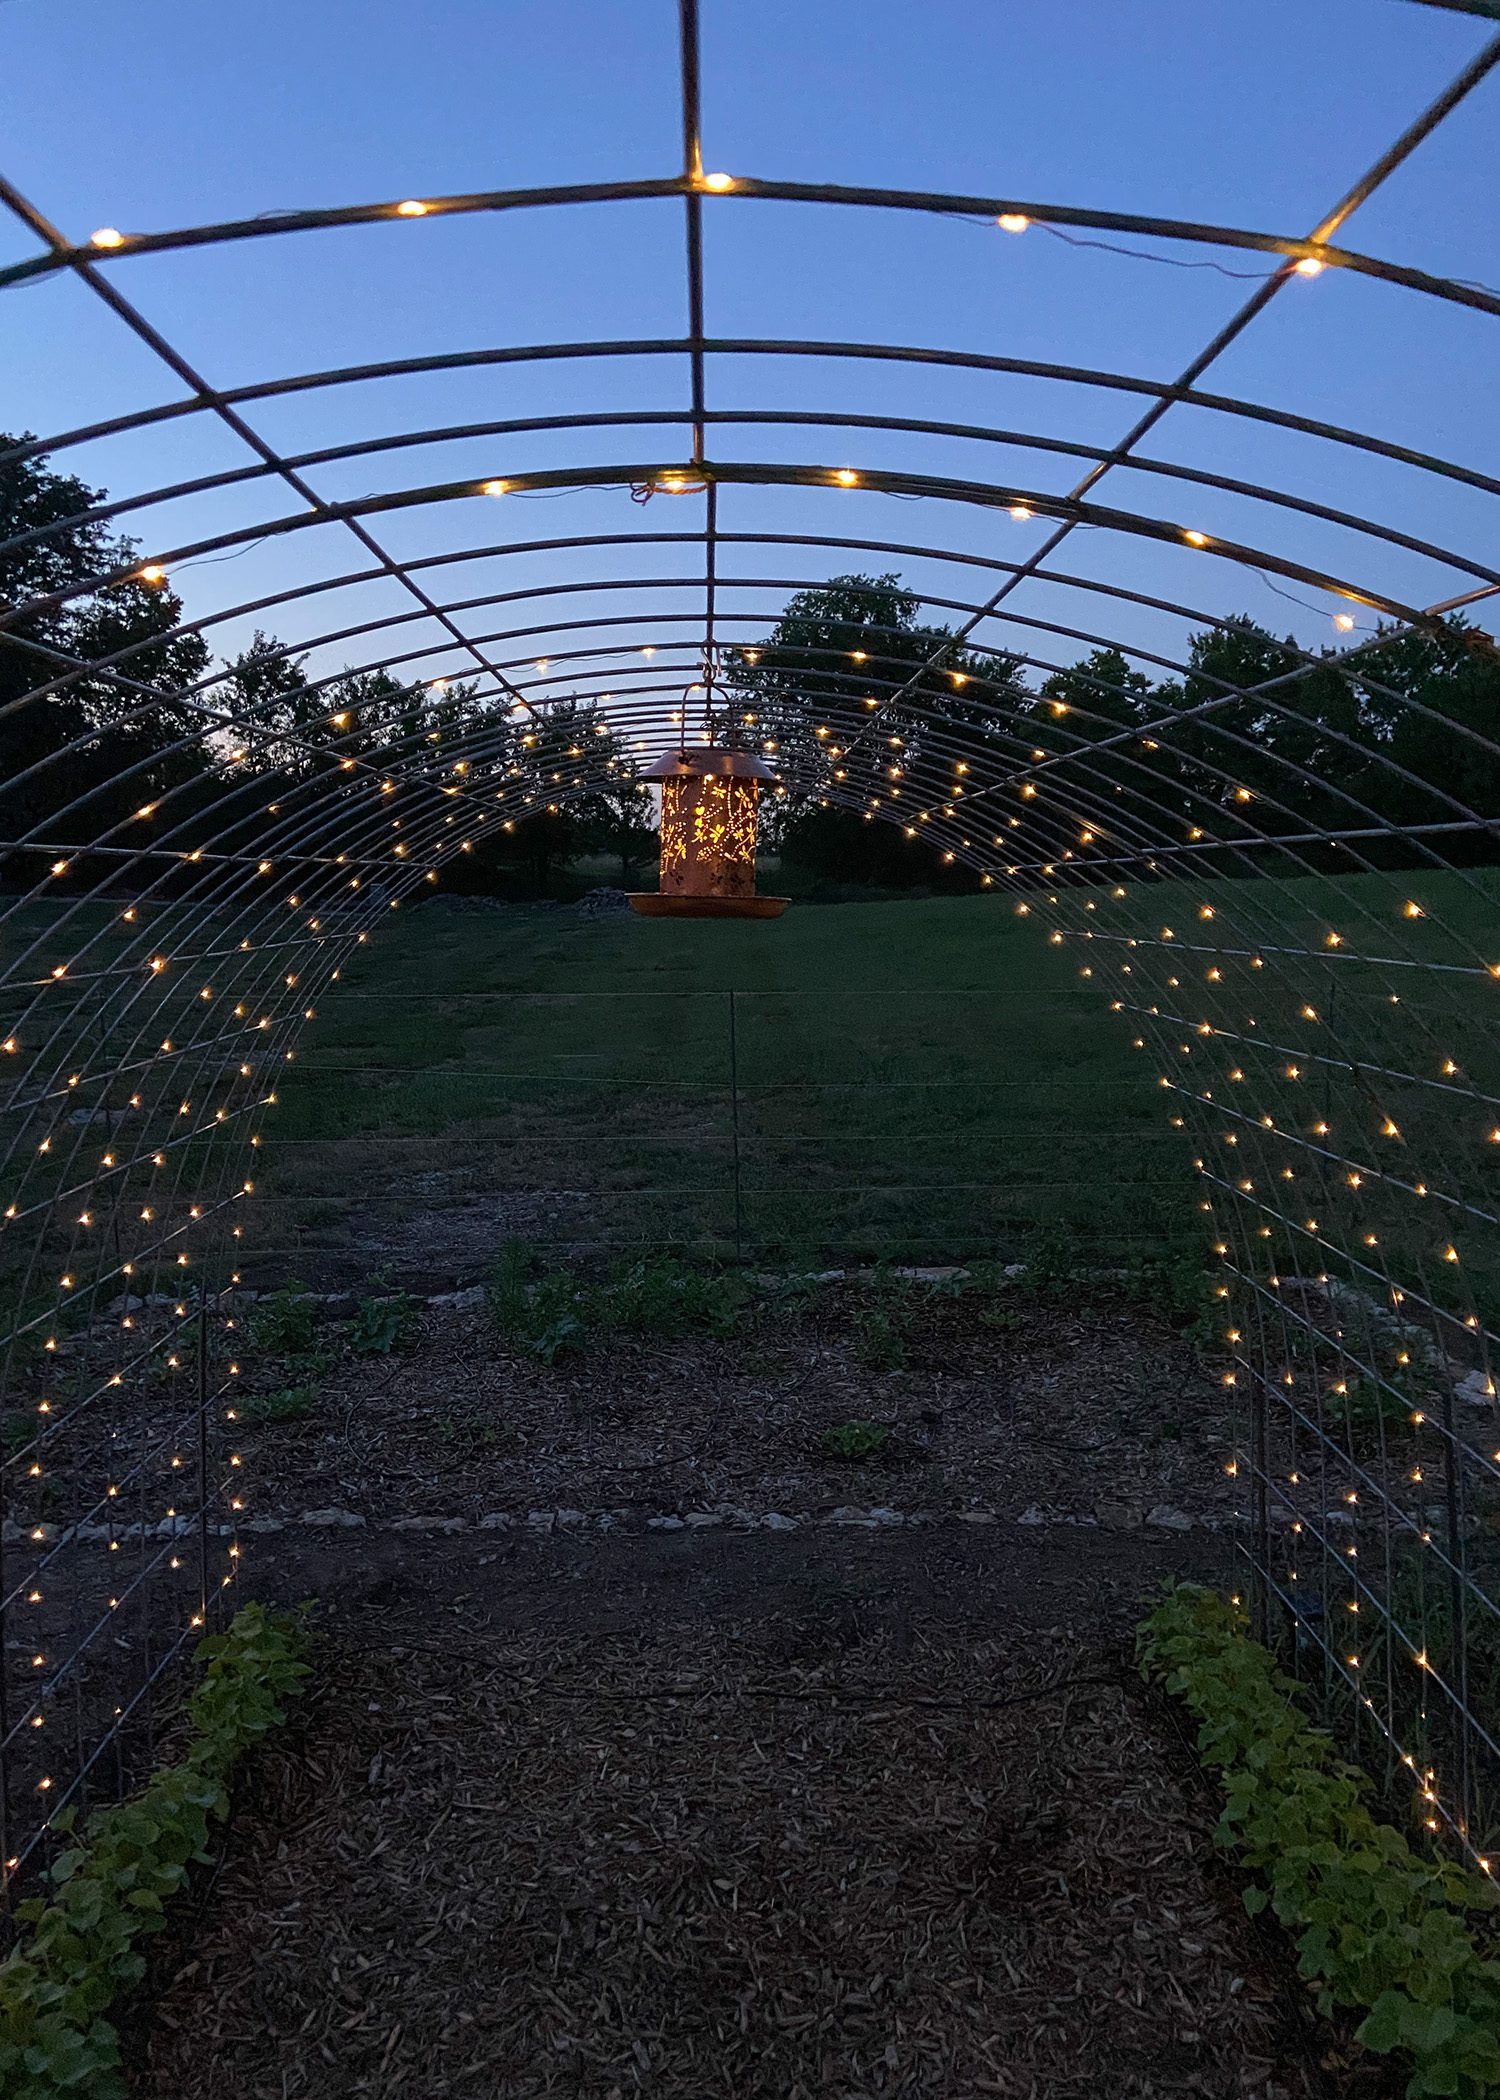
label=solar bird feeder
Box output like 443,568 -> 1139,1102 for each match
629,751 -> 790,919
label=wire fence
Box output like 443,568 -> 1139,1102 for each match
234,973 -> 1194,1274
4,0 -> 1500,1913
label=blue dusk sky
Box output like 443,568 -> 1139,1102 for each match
1,0 -> 1497,718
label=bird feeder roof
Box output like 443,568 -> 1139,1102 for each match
639,750 -> 779,782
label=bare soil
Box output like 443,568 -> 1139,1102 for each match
224,1285 -> 1239,1536
138,1520 -> 1375,2100
21,1287 -> 1403,2096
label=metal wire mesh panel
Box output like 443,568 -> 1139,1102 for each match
4,0 -> 1500,1889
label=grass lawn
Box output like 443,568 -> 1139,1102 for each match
258,890 -> 1199,1270
8,862 -> 1496,1302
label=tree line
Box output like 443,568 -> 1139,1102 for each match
6,437 -> 1498,900
726,573 -> 1500,889
0,439 -> 653,897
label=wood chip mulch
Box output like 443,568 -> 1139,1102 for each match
141,1616 -> 1361,2100
221,1289 -> 1237,1535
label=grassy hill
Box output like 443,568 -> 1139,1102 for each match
7,864 -> 1498,1301
259,890 -> 1200,1271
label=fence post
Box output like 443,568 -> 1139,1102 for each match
1440,1371 -> 1472,1836
197,1297 -> 210,1631
729,990 -> 743,1265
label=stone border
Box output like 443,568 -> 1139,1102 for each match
4,1500 -> 1221,1546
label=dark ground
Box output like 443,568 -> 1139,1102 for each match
134,1517 -> 1397,2100
9,1281 -> 1408,2098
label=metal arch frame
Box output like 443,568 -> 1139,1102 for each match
7,172 -> 1500,322
8,485 -> 1500,1074
0,455 -> 1476,639
12,403 -> 1500,600
4,0 -> 1500,1883
10,335 -> 1500,517
10,482 -> 1500,916
5,437 -> 1500,625
11,527 -> 1500,957
11,558 -> 1495,944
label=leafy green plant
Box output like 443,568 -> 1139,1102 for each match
589,1256 -> 745,1339
1338,1374 -> 1420,1458
487,1242 -> 588,1362
284,1349 -> 334,1382
822,1419 -> 891,1461
488,1244 -> 744,1358
351,1286 -> 416,1356
239,1385 -> 319,1426
529,1312 -> 586,1363
248,1284 -> 316,1356
487,1238 -> 539,1329
851,1304 -> 907,1371
0,1603 -> 311,2099
1140,1583 -> 1500,2099
1016,1222 -> 1082,1303
437,1413 -> 509,1454
1,1416 -> 38,1459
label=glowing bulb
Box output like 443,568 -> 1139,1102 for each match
396,199 -> 428,216
998,214 -> 1029,233
1294,255 -> 1324,277
833,468 -> 858,486
1184,530 -> 1207,547
481,480 -> 507,496
1009,504 -> 1032,521
1334,613 -> 1355,631
701,172 -> 735,191
91,227 -> 124,248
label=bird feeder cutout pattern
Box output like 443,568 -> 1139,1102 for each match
629,751 -> 789,918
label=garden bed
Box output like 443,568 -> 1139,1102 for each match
142,1556 -> 1339,2099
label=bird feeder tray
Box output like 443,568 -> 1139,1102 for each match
629,892 -> 789,919
628,749 -> 790,920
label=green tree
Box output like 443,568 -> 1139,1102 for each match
724,574 -> 1026,889
0,436 -> 211,870
211,639 -> 484,780
452,697 -> 647,895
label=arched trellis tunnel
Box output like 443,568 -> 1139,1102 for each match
4,0 -> 1500,1954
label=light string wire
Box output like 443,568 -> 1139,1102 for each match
2,0 -> 1500,1882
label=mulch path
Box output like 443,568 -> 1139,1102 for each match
25,1283 -> 1407,2097
223,1283 -> 1238,1535
143,1607 -> 1357,2100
